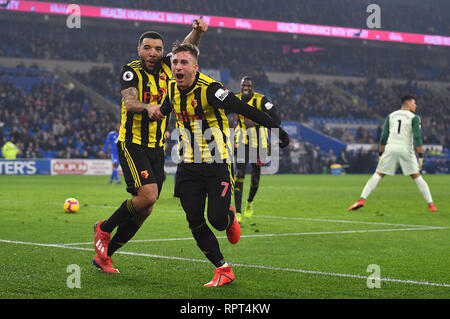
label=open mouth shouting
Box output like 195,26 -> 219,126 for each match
144,59 -> 158,71
174,72 -> 185,85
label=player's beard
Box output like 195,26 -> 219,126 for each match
141,58 -> 160,74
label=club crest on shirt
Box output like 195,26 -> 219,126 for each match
140,170 -> 149,179
191,99 -> 198,108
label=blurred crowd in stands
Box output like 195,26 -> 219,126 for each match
1,18 -> 448,83
1,64 -> 448,174
47,0 -> 450,35
0,1 -> 448,174
281,139 -> 448,175
0,69 -> 116,160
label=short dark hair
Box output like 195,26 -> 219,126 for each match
401,95 -> 415,105
138,31 -> 164,47
240,76 -> 253,84
172,41 -> 199,60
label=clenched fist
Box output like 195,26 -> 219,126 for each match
192,18 -> 208,33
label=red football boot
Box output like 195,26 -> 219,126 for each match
94,221 -> 110,260
348,199 -> 365,211
92,255 -> 120,273
226,206 -> 241,244
204,266 -> 234,287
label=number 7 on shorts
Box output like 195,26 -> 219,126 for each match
220,181 -> 229,197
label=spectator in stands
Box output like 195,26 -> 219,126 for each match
289,139 -> 303,174
304,141 -> 315,173
327,149 -> 337,168
2,137 -> 19,159
435,159 -> 448,174
338,148 -> 350,173
314,145 -> 323,173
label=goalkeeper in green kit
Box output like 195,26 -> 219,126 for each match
348,95 -> 437,212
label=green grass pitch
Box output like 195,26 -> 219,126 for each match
0,174 -> 449,299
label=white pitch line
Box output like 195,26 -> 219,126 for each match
58,226 -> 449,246
253,215 -> 443,229
0,199 -> 447,229
1,238 -> 449,288
1,199 -> 444,229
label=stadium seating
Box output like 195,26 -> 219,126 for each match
0,1 -> 448,174
1,20 -> 448,83
46,0 -> 450,34
0,69 -> 117,160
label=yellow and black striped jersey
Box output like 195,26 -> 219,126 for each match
163,72 -> 233,163
118,57 -> 171,148
235,92 -> 280,149
235,92 -> 272,149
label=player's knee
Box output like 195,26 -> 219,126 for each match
236,169 -> 245,179
136,185 -> 158,210
142,192 -> 158,208
209,218 -> 227,231
207,210 -> 229,231
251,175 -> 260,186
188,218 -> 206,232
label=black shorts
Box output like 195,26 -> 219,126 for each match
174,162 -> 234,230
117,141 -> 165,196
174,163 -> 234,200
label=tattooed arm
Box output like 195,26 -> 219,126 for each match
121,87 -> 147,113
121,87 -> 164,120
183,19 -> 208,46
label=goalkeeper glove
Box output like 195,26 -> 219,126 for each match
418,153 -> 424,170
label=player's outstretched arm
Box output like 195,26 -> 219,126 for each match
206,83 -> 289,147
183,19 -> 208,46
243,97 -> 280,128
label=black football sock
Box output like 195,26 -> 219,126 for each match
191,222 -> 225,267
101,198 -> 136,233
247,168 -> 260,202
247,183 -> 259,203
234,178 -> 244,213
107,218 -> 141,257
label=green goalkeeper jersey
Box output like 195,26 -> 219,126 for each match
380,109 -> 423,150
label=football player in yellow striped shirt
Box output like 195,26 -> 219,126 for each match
93,20 -> 208,273
153,43 -> 289,287
234,76 -> 281,222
